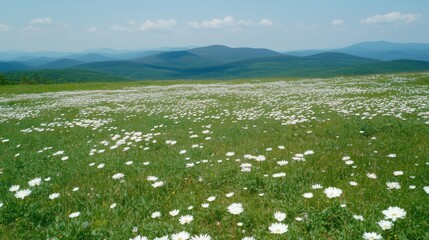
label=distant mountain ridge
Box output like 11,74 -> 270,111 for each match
286,41 -> 429,62
1,42 -> 429,83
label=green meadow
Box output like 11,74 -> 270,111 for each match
0,74 -> 428,239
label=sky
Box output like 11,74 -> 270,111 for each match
0,0 -> 428,52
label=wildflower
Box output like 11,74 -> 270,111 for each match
272,172 -> 286,178
147,176 -> 158,181
323,187 -> 343,198
255,155 -> 266,161
97,163 -> 105,168
49,193 -> 60,200
274,211 -> 286,222
226,152 -> 235,157
277,160 -> 289,166
69,212 -> 80,218
386,182 -> 401,190
9,185 -> 20,192
207,196 -> 216,202
311,184 -> 323,189
387,154 -> 397,158
28,177 -> 42,187
423,186 -> 429,194
152,181 -> 165,188
169,209 -> 180,217
268,223 -> 289,234
382,206 -> 406,222
179,215 -> 193,225
349,181 -> 358,186
154,236 -> 168,240
227,203 -> 244,215
353,215 -> 364,221
303,193 -> 313,198
15,189 -> 32,199
112,173 -> 124,180
130,236 -> 148,240
393,171 -> 403,176
151,211 -> 161,218
304,150 -> 314,155
190,234 -> 211,240
126,161 -> 133,165
377,220 -> 393,230
72,187 -> 79,191
366,173 -> 377,179
225,192 -> 234,198
362,232 -> 382,240
171,231 -> 190,240
201,203 -> 209,208
242,237 -> 255,240
110,203 -> 117,209
0,202 -> 3,208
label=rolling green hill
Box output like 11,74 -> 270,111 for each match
3,69 -> 128,84
2,45 -> 429,84
71,52 -> 429,80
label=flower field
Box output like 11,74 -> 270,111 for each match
0,74 -> 428,239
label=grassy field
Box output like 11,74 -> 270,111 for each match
0,74 -> 428,239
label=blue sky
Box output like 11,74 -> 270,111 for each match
0,0 -> 428,52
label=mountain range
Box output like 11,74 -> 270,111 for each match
1,41 -> 429,83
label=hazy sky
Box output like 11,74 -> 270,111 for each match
1,0 -> 428,52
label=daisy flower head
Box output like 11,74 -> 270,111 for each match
225,192 -> 234,198
69,211 -> 80,218
268,222 -> 289,234
382,206 -> 406,222
152,181 -> 165,188
386,182 -> 401,190
366,173 -> 377,179
323,187 -> 343,198
362,232 -> 382,240
227,203 -> 244,215
154,236 -> 168,240
207,196 -> 216,202
226,152 -> 235,157
9,185 -> 20,192
190,234 -> 211,240
179,215 -> 194,225
303,192 -> 313,199
273,211 -> 286,222
48,193 -> 60,200
112,173 -> 124,180
28,177 -> 42,187
171,231 -> 190,240
130,236 -> 148,240
151,211 -> 161,218
15,189 -> 32,199
147,176 -> 158,181
169,209 -> 180,217
377,220 -> 393,230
